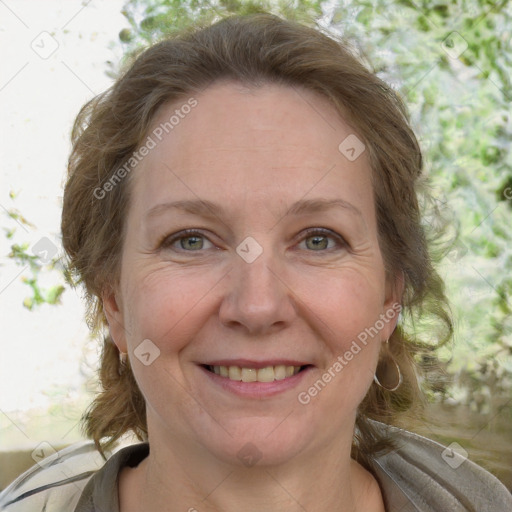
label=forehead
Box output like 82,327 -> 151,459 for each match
130,81 -> 374,220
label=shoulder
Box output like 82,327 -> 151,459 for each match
0,441 -> 120,512
368,419 -> 512,512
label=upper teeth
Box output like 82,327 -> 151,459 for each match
211,365 -> 302,382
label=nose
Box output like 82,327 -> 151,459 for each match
218,245 -> 297,336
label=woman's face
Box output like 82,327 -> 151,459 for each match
105,81 -> 400,466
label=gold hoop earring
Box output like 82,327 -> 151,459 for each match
373,339 -> 402,392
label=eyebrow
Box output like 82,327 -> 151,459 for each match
145,198 -> 363,222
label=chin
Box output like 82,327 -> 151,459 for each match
196,417 -> 314,468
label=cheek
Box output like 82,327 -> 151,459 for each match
305,296 -> 382,419
121,264 -> 219,350
119,266 -> 215,405
302,265 -> 386,340
303,268 -> 385,407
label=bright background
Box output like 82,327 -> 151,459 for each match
1,0 -> 125,445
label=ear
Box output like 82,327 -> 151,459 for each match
381,269 -> 404,340
102,286 -> 128,353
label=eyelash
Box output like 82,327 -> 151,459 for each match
160,227 -> 348,254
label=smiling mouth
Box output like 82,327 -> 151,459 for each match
203,364 -> 311,383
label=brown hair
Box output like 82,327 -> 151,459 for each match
62,12 -> 452,466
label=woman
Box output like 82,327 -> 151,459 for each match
1,12 -> 510,512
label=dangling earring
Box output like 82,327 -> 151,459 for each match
119,352 -> 127,376
374,339 -> 402,392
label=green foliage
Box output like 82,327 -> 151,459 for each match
118,0 -> 323,52
3,195 -> 66,310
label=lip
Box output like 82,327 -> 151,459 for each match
201,359 -> 311,369
198,363 -> 313,399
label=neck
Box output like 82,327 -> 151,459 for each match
120,430 -> 384,512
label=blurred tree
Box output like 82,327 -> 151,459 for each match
3,191 -> 65,310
